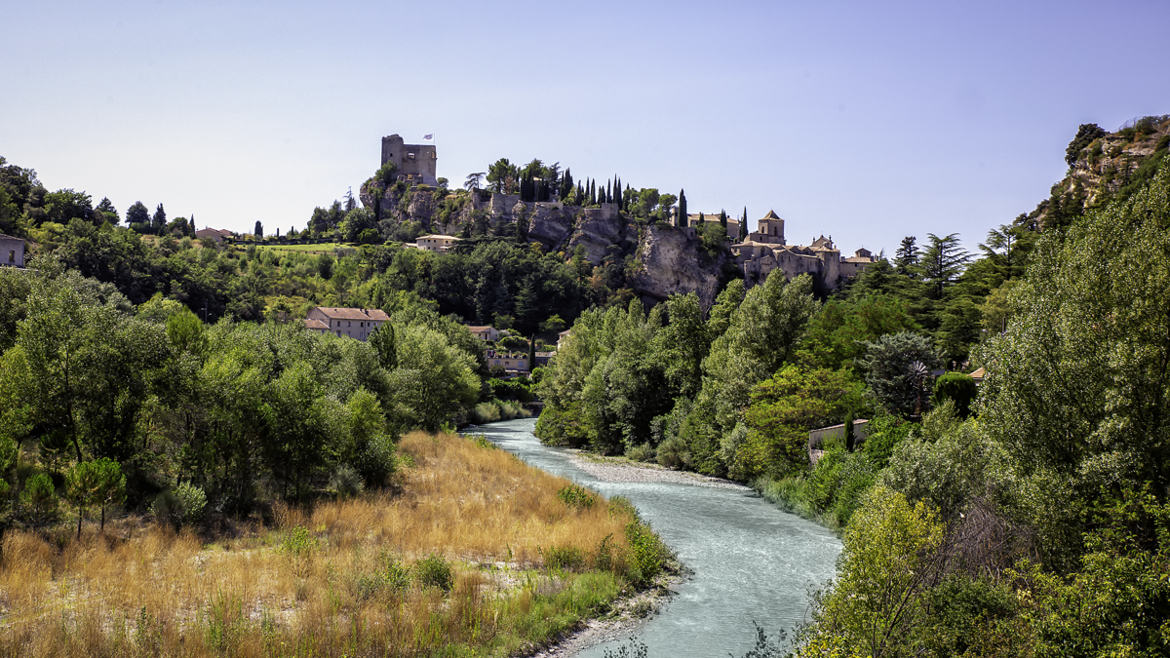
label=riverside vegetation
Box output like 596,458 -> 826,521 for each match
541,118 -> 1170,656
0,430 -> 670,656
0,149 -> 675,655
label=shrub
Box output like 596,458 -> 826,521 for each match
328,465 -> 364,499
932,372 -> 977,418
624,520 -> 668,585
172,482 -> 207,525
414,554 -> 453,592
355,434 -> 396,488
20,472 -> 57,525
279,526 -> 319,557
470,401 -> 502,424
861,415 -> 913,469
655,435 -> 689,469
557,484 -> 597,510
626,442 -> 655,463
543,545 -> 586,571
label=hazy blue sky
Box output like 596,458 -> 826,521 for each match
4,0 -> 1168,254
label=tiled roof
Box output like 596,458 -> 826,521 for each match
313,307 -> 390,321
417,234 -> 460,241
0,233 -> 24,241
762,209 -> 781,220
304,318 -> 329,330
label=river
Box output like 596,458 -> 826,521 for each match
468,418 -> 842,657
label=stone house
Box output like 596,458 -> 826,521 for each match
485,349 -> 529,373
195,227 -> 235,243
412,234 -> 461,253
381,134 -> 438,186
466,325 -> 501,342
685,213 -> 741,240
0,234 -> 26,268
304,307 -> 391,341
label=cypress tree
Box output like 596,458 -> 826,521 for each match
739,208 -> 749,241
719,209 -> 728,229
678,189 -> 688,227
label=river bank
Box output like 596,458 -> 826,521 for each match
470,418 -> 841,658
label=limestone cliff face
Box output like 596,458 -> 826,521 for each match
1034,116 -> 1170,227
360,180 -> 725,306
630,225 -> 727,308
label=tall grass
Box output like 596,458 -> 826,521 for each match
0,431 -> 657,657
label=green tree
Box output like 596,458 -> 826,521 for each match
464,171 -> 485,191
797,486 -> 946,658
21,472 -> 57,525
858,331 -> 940,418
676,189 -> 687,227
920,232 -> 970,298
151,203 -> 167,234
66,457 -> 125,537
681,272 -> 818,474
94,197 -> 119,225
796,294 -> 918,370
254,220 -> 263,238
1065,122 -> 1106,166
894,236 -> 919,275
486,158 -> 517,194
125,201 -> 150,231
931,371 -> 977,418
737,365 -> 864,479
977,160 -> 1170,504
43,189 -> 93,225
369,322 -> 397,370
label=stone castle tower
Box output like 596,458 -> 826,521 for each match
380,134 -> 437,186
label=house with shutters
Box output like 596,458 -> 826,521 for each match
304,307 -> 391,341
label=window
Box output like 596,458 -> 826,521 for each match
407,152 -> 416,160
6,250 -> 12,264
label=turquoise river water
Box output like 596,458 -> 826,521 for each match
468,418 -> 841,657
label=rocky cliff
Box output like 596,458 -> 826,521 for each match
359,180 -> 729,308
1031,115 -> 1170,228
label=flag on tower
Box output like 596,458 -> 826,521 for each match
423,133 -> 434,141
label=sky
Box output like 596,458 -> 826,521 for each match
4,0 -> 1170,255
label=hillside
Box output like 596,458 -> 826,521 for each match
1029,115 -> 1170,229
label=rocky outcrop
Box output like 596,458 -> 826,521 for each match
360,180 -> 726,306
630,225 -> 727,308
1034,116 -> 1170,228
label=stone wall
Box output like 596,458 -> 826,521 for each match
381,134 -> 437,185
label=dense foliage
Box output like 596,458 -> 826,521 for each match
0,259 -> 484,530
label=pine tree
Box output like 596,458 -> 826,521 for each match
895,236 -> 920,275
151,204 -> 166,234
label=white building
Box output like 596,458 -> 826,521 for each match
0,234 -> 25,268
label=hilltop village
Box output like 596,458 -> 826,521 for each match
367,134 -> 877,298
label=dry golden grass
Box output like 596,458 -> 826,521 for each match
0,432 -> 644,657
